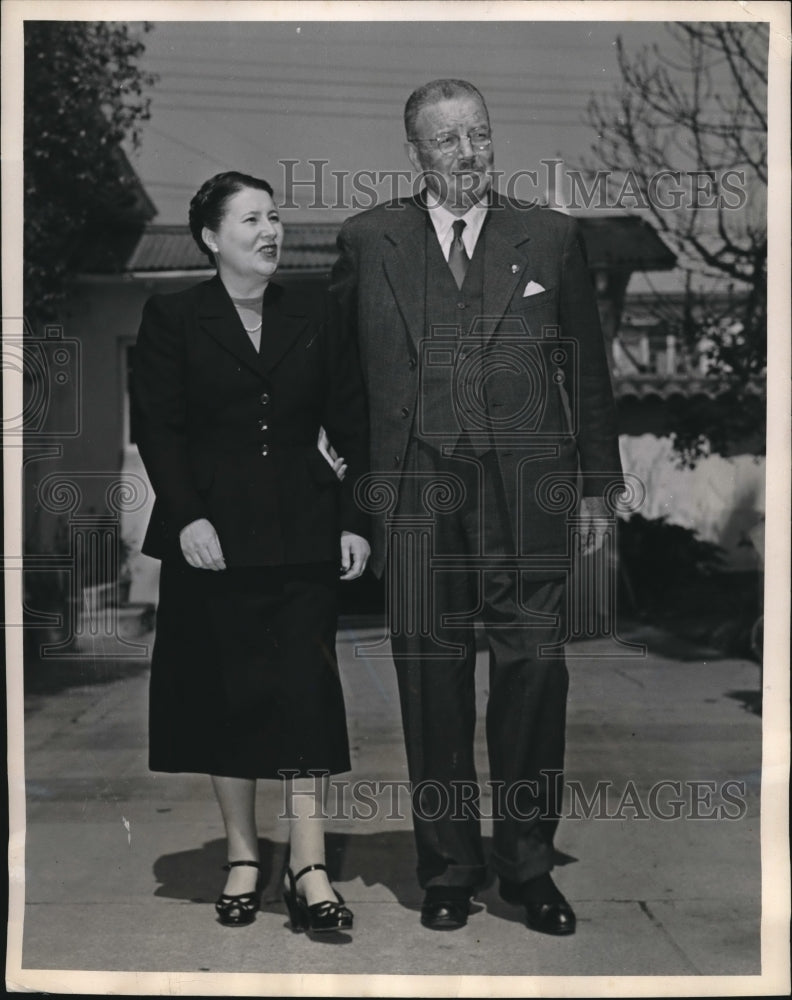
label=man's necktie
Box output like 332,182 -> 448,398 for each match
448,219 -> 469,290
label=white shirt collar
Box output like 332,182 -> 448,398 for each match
424,190 -> 489,260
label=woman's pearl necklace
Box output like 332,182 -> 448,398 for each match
231,292 -> 264,336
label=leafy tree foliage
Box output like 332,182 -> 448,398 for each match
583,23 -> 767,460
24,21 -> 157,322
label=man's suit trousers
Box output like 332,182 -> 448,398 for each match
389,437 -> 569,889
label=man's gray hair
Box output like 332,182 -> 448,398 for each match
404,79 -> 489,138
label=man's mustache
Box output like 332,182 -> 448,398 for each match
452,157 -> 487,173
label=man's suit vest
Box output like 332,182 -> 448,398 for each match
414,219 -> 491,454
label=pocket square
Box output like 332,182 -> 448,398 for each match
523,280 -> 547,297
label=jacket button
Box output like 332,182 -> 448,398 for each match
259,419 -> 268,430
408,357 -> 416,370
400,407 -> 409,418
457,301 -> 467,309
260,443 -> 269,456
260,392 -> 270,405
393,454 -> 401,466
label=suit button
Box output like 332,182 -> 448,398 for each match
259,419 -> 268,430
400,407 -> 409,418
408,357 -> 416,370
393,454 -> 401,466
457,301 -> 467,309
260,392 -> 270,405
260,443 -> 269,456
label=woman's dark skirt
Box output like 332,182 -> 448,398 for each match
148,559 -> 350,779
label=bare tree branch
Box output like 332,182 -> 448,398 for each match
577,23 -> 767,459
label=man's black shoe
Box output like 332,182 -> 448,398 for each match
420,886 -> 472,930
499,873 -> 576,936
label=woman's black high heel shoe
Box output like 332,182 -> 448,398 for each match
215,860 -> 262,926
283,863 -> 353,934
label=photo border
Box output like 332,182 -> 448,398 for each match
3,1 -> 790,996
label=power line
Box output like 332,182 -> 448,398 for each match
151,86 -> 592,117
155,67 -> 611,99
150,102 -> 589,127
141,50 -> 619,85
142,33 -> 622,58
146,123 -> 236,168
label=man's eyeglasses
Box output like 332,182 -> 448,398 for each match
409,128 -> 493,155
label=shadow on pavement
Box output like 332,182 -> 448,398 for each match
152,832 -> 578,932
617,570 -> 763,665
24,653 -> 151,700
153,832 -> 436,911
616,621 -> 724,662
725,688 -> 762,716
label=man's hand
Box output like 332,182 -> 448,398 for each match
578,496 -> 610,556
318,426 -> 347,481
340,531 -> 370,580
179,518 -> 226,570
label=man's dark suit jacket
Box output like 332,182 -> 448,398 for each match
132,275 -> 368,567
330,191 -> 622,577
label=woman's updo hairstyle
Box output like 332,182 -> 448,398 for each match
188,171 -> 275,258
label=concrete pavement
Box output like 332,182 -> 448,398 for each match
10,610 -> 770,992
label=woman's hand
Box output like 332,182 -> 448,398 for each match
318,426 -> 347,481
179,518 -> 227,570
339,531 -> 370,580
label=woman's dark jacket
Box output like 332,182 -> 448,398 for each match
132,275 -> 369,567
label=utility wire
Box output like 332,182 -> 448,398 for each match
146,123 -> 237,168
150,101 -> 588,127
151,85 -> 594,116
154,67 -> 612,98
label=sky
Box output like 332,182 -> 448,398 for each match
130,19 -> 674,225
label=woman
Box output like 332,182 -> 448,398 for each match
132,171 -> 370,934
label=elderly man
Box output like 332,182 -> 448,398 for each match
331,79 -> 621,933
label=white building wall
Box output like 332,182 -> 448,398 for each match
619,434 -> 766,571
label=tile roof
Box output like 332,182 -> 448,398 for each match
83,223 -> 340,274
125,226 -> 207,272
575,215 -> 676,271
82,215 -> 675,275
626,267 -> 751,298
613,375 -> 758,401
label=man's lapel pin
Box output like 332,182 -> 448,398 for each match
511,264 -> 520,273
